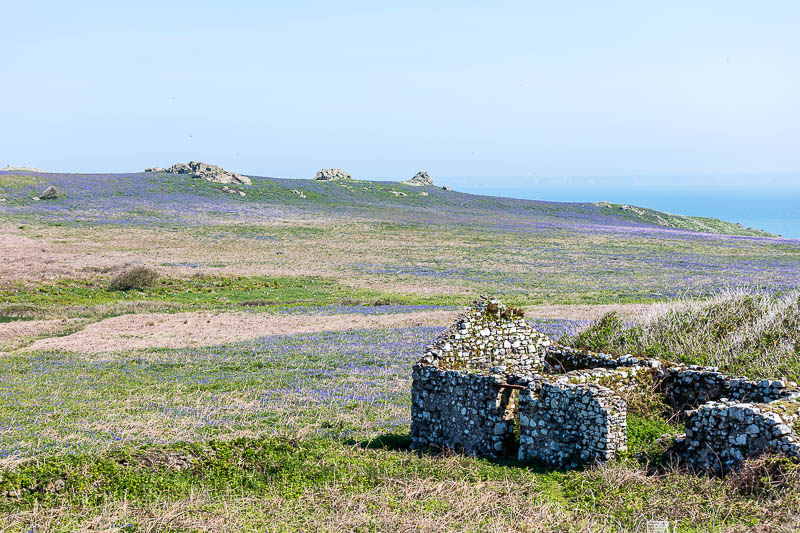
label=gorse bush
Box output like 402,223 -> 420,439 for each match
568,289 -> 800,380
107,266 -> 160,291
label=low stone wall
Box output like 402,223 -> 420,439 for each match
518,381 -> 627,468
545,345 -> 648,372
675,397 -> 800,472
662,368 -> 794,413
410,365 -> 517,457
547,345 -> 796,413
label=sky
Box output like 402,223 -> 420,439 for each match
1,1 -> 799,186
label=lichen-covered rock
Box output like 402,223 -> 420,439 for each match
38,186 -> 58,200
314,168 -> 352,181
164,161 -> 251,185
404,171 -> 434,186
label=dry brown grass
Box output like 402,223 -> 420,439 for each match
0,317 -> 87,351
20,309 -> 458,353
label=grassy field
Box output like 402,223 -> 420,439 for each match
2,170 -> 800,531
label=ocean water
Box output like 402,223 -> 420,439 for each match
460,185 -> 800,239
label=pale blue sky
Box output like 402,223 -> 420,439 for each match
2,1 -> 798,184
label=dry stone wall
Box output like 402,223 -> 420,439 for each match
410,366 -> 517,457
518,381 -> 627,467
418,297 -> 548,373
661,368 -> 794,413
411,297 -> 800,472
675,397 -> 800,471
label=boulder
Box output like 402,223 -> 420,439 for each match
144,167 -> 164,172
39,186 -> 59,200
164,161 -> 251,185
314,168 -> 352,181
404,171 -> 434,186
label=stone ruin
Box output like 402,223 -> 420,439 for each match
411,297 -> 800,472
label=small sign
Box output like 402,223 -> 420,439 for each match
645,520 -> 671,533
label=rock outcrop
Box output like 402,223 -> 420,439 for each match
1,165 -> 45,173
39,186 -> 59,200
404,171 -> 434,186
314,168 -> 352,181
161,162 -> 251,185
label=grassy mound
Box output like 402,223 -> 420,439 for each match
567,289 -> 800,380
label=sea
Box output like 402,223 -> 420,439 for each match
458,183 -> 800,239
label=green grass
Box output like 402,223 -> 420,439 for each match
625,414 -> 684,459
2,436 -> 797,532
0,275 -> 462,319
595,201 -> 775,237
0,174 -> 41,189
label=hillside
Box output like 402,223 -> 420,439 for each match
2,170 -> 800,532
2,169 -> 798,305
0,170 -> 775,237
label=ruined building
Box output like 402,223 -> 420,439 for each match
411,298 -> 800,471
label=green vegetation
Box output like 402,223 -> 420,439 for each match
595,201 -> 775,237
3,171 -> 800,530
625,414 -> 684,459
0,275 -> 461,319
568,290 -> 800,380
2,436 -> 799,532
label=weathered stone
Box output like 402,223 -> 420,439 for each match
404,171 -> 434,186
164,161 -> 251,185
314,168 -> 352,181
39,186 -> 58,200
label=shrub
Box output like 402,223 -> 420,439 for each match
108,266 -> 159,291
571,312 -> 642,353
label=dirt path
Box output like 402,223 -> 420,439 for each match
22,310 -> 460,353
15,303 -> 651,354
